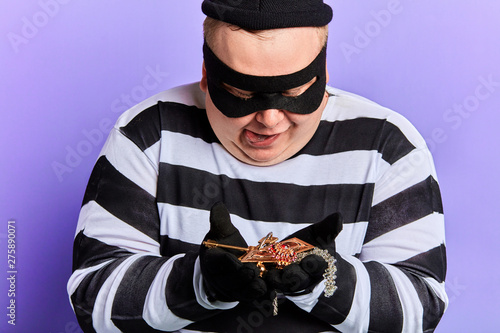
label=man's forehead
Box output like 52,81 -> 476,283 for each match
214,24 -> 320,44
211,26 -> 324,76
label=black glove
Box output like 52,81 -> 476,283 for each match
199,202 -> 267,302
265,212 -> 343,294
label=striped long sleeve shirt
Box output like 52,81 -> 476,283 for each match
67,83 -> 448,332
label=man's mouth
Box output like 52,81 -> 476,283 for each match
244,130 -> 280,146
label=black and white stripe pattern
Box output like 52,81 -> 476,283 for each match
68,83 -> 447,332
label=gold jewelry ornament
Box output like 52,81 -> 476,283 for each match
203,232 -> 314,273
295,248 -> 337,297
203,232 -> 338,316
272,294 -> 278,316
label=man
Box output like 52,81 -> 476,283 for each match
68,1 -> 448,332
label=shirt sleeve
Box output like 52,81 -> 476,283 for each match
66,105 -> 234,333
287,119 -> 448,332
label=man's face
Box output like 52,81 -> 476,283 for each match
200,25 -> 329,166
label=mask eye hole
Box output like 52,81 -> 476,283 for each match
221,76 -> 317,100
222,83 -> 254,100
281,77 -> 318,97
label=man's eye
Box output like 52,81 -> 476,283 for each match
282,77 -> 317,97
222,83 -> 253,100
233,90 -> 253,100
282,89 -> 303,97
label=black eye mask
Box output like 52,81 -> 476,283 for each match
203,42 -> 327,118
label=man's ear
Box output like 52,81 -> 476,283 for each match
200,61 -> 208,93
325,60 -> 329,84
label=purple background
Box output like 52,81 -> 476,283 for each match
1,1 -> 499,332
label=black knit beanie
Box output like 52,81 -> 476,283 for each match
201,0 -> 333,30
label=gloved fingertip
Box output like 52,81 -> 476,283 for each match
239,262 -> 261,281
209,201 -> 237,238
249,278 -> 268,297
203,249 -> 240,274
282,264 -> 308,281
321,212 -> 343,238
264,269 -> 282,287
300,254 -> 327,275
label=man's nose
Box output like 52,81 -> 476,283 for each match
255,109 -> 285,128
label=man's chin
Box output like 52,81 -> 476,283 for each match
237,147 -> 290,167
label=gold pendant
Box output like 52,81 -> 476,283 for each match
203,232 -> 314,274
